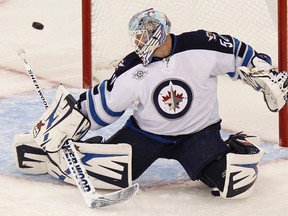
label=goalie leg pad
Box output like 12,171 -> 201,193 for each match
13,133 -> 48,174
13,134 -> 132,190
199,132 -> 263,197
218,132 -> 265,199
220,148 -> 264,199
47,141 -> 132,190
31,85 -> 91,152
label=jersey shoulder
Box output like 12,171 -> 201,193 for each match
114,52 -> 142,76
174,30 -> 234,54
106,51 -> 142,91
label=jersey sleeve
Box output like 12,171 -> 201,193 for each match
205,31 -> 273,81
77,54 -> 142,130
196,30 -> 261,79
227,35 -> 257,79
178,30 -> 262,80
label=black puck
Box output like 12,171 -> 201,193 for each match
32,22 -> 44,30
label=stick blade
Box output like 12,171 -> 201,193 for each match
91,183 -> 139,208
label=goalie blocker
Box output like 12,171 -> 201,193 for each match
13,133 -> 133,190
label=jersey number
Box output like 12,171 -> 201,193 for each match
219,36 -> 233,48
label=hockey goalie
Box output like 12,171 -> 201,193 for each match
13,8 -> 288,200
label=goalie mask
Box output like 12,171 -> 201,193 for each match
128,8 -> 171,66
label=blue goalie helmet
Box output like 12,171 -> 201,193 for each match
128,8 -> 171,66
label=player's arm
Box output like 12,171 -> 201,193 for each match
217,34 -> 288,112
77,55 -> 142,130
77,80 -> 126,130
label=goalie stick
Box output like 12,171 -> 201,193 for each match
17,48 -> 139,208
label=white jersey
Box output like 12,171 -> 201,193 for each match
78,30 -> 257,136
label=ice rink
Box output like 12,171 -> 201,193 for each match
0,1 -> 288,215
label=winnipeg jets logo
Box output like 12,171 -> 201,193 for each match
162,84 -> 185,112
153,79 -> 193,119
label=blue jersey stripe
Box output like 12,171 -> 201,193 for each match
242,45 -> 254,66
88,89 -> 108,127
99,82 -> 125,117
233,38 -> 240,58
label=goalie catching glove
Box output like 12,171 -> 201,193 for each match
31,85 -> 90,152
238,66 -> 288,112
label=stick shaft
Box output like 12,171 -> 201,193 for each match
17,49 -> 97,207
17,49 -> 49,109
